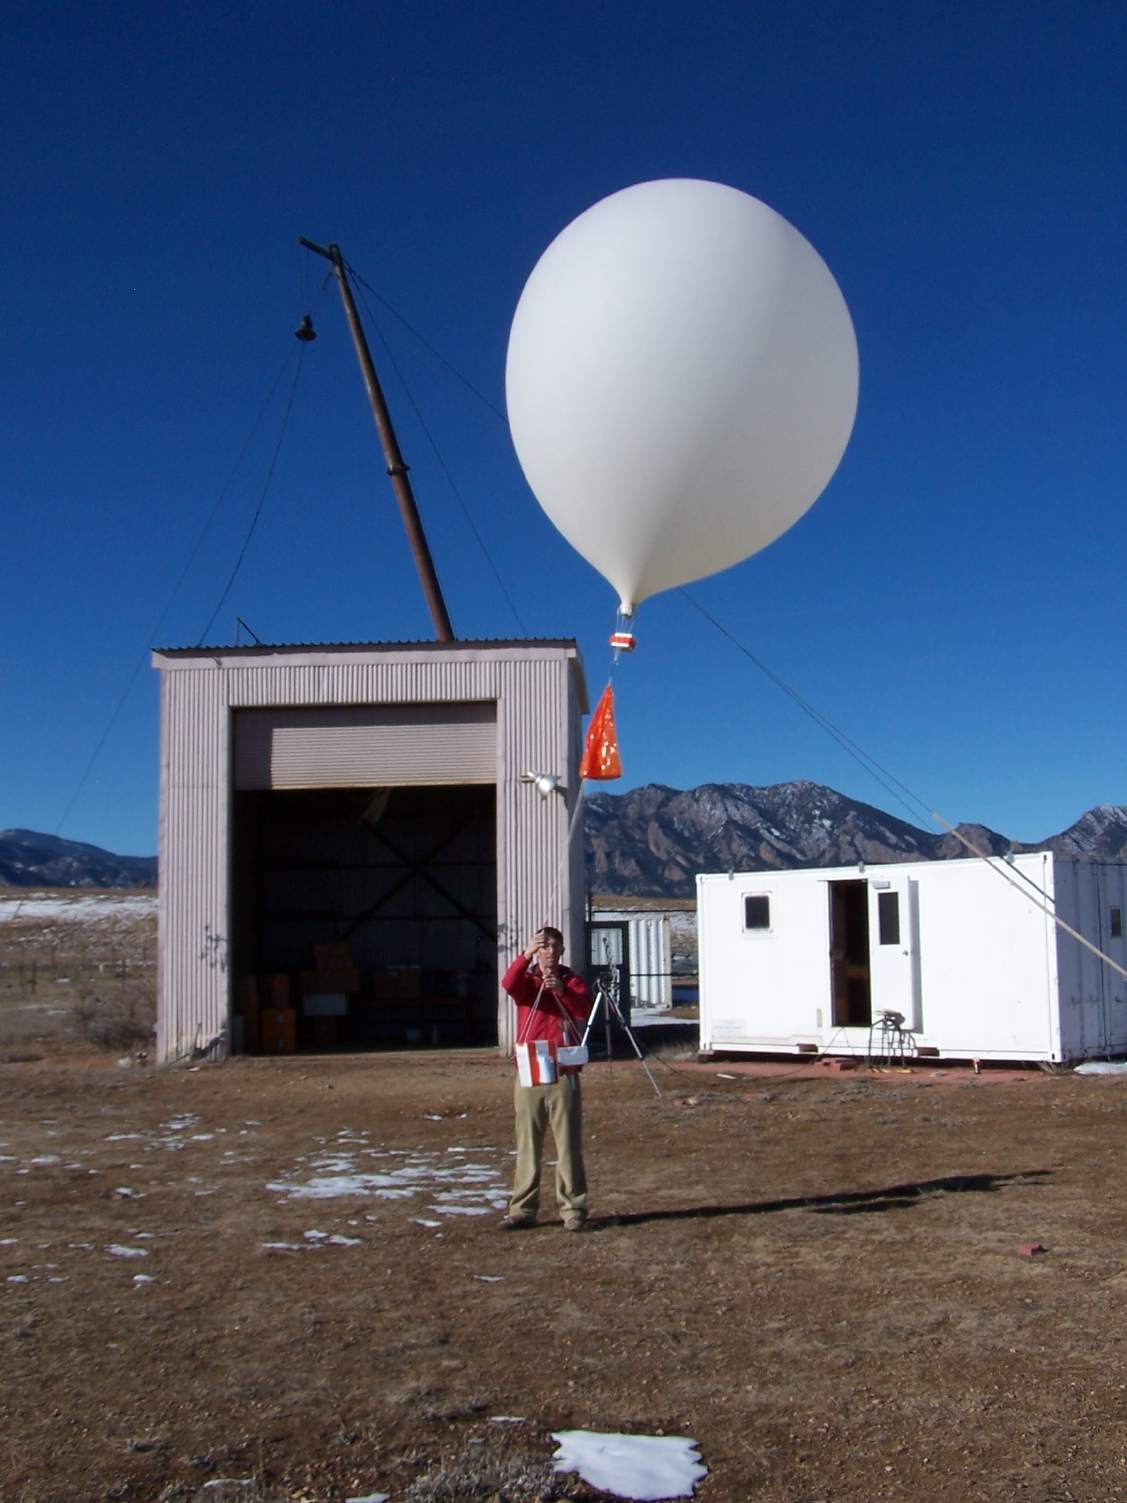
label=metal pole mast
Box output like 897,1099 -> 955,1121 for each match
299,237 -> 455,642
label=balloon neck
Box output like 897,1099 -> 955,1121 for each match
617,603 -> 636,621
611,604 -> 637,659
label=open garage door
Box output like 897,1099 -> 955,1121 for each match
230,704 -> 498,1054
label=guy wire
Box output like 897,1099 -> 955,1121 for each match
347,268 -> 528,634
679,587 -> 933,829
345,260 -> 508,425
679,587 -> 1127,984
3,334 -> 314,933
195,341 -> 308,645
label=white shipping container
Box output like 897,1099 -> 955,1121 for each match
697,853 -> 1127,1063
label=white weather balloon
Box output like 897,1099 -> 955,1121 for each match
506,179 -> 859,614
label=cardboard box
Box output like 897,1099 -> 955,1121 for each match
313,941 -> 352,970
373,966 -> 421,1000
266,974 -> 291,1009
517,1039 -> 557,1086
299,966 -> 360,996
260,1007 -> 296,1054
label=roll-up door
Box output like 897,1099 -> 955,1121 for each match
234,703 -> 497,790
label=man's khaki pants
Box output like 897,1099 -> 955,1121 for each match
509,1072 -> 587,1222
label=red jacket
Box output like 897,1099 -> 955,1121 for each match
502,954 -> 591,1061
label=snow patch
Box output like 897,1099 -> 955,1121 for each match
268,1143 -> 507,1216
551,1431 -> 707,1501
0,894 -> 157,923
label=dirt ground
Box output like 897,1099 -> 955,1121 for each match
4,1033 -> 1127,1503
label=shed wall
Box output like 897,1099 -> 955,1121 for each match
154,645 -> 585,1063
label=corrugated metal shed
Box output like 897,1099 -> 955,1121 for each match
152,639 -> 587,1064
588,907 -> 674,1009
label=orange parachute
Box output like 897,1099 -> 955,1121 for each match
579,683 -> 622,781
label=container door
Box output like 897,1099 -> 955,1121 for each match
828,880 -> 872,1027
586,921 -> 631,1020
867,877 -> 922,1032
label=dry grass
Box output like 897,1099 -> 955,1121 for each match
401,1447 -> 562,1501
11,889 -> 1127,1502
152,1482 -> 293,1503
0,888 -> 156,1051
69,974 -> 155,1050
8,1041 -> 1127,1501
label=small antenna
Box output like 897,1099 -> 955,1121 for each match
235,616 -> 263,645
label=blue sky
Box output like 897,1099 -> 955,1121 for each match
4,0 -> 1125,857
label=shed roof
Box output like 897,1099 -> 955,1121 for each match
151,637 -> 588,710
153,637 -> 580,656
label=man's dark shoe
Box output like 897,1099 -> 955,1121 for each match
500,1215 -> 536,1231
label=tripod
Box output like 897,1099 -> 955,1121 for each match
582,968 -> 663,1098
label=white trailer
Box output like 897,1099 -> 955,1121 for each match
697,854 -> 1127,1063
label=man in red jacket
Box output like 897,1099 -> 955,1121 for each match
501,925 -> 592,1230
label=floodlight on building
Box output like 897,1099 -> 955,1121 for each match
520,771 -> 563,799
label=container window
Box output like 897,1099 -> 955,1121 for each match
877,890 -> 901,946
1112,907 -> 1123,940
743,895 -> 770,931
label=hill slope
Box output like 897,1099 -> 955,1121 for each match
0,829 -> 157,889
585,782 -> 1127,896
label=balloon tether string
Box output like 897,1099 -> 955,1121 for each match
678,585 -> 1127,987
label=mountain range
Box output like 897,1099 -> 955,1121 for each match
0,829 -> 157,890
3,783 -> 1126,896
585,782 -> 1127,896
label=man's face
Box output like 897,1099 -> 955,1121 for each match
537,933 -> 563,966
